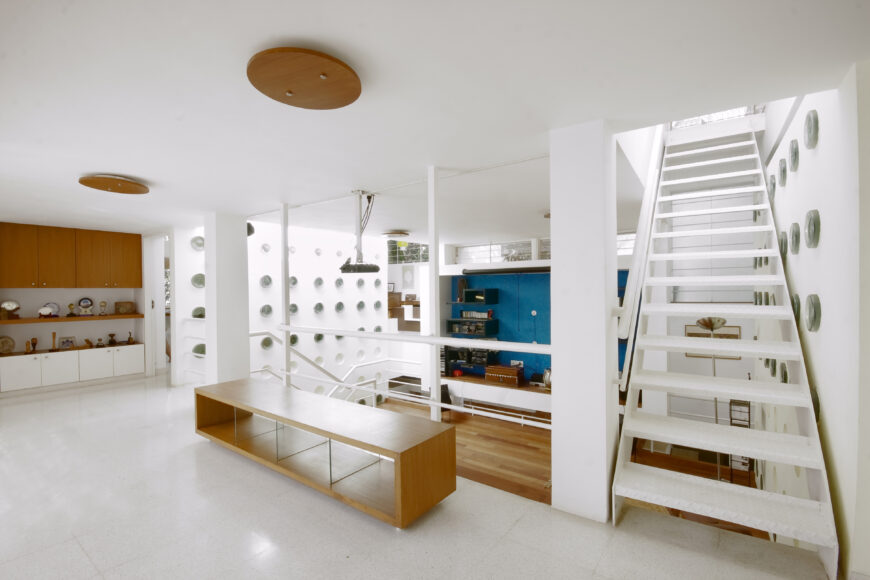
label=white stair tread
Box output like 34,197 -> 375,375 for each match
658,185 -> 765,204
652,225 -> 772,239
636,335 -> 802,360
648,248 -> 778,261
663,154 -> 757,172
664,140 -> 757,159
656,203 -> 767,219
642,302 -> 792,319
613,463 -> 837,547
623,412 -> 821,468
629,370 -> 807,406
660,169 -> 762,188
645,275 -> 782,287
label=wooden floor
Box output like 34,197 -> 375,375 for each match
379,399 -> 552,504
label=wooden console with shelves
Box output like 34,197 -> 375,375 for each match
195,379 -> 456,528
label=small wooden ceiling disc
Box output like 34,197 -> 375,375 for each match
79,175 -> 149,194
247,47 -> 361,110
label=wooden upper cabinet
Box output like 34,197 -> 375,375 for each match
75,229 -> 112,288
37,226 -> 77,288
0,222 -> 39,288
109,233 -> 142,288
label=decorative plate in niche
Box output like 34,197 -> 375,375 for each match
804,109 -> 819,149
805,210 -> 820,248
335,277 -> 344,288
289,334 -> 298,345
191,273 -> 205,288
789,139 -> 799,172
193,343 -> 206,356
314,334 -> 324,343
314,248 -> 322,256
314,356 -> 324,366
374,325 -> 382,332
357,278 -> 364,288
260,304 -> 273,317
335,335 -> 344,340
247,222 -> 255,236
357,327 -> 365,332
260,275 -> 272,288
260,337 -> 273,350
289,276 -> 298,287
314,302 -> 324,314
335,301 -> 344,312
770,358 -> 777,377
374,279 -> 382,288
314,277 -> 323,287
261,243 -> 271,254
192,306 -> 205,319
768,175 -> 776,201
357,301 -> 365,310
789,223 -> 800,254
778,231 -> 788,257
190,236 -> 205,251
289,303 -> 298,314
780,362 -> 788,384
374,300 -> 382,310
791,293 -> 800,319
805,294 -> 821,331
778,159 -> 787,186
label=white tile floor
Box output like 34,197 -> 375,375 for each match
0,373 -> 828,579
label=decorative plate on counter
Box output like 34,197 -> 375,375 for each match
804,109 -> 819,149
190,236 -> 205,251
43,302 -> 60,316
1,300 -> 20,312
0,336 -> 14,354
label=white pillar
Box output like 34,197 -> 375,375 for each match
280,203 -> 291,387
427,166 -> 442,421
204,213 -> 250,383
550,120 -> 618,522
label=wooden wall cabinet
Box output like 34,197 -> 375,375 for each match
75,229 -> 142,288
0,222 -> 140,289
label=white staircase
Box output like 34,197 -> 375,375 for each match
612,126 -> 839,577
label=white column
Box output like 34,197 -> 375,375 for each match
550,120 -> 618,522
427,165 -> 442,421
204,213 -> 250,383
280,203 -> 291,387
140,234 -> 166,377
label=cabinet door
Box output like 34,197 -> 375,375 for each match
0,222 -> 39,288
37,226 -> 77,288
109,233 -> 142,288
40,351 -> 79,386
75,229 -> 112,288
78,348 -> 115,381
0,355 -> 42,391
114,344 -> 144,376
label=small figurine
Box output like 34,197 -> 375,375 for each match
66,303 -> 77,317
127,331 -> 134,345
84,339 -> 94,348
25,341 -> 31,353
30,338 -> 37,351
50,331 -> 58,353
99,300 -> 108,316
107,333 -> 117,346
95,338 -> 105,348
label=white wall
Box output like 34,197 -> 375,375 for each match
765,68 -> 861,571
616,126 -> 657,188
759,96 -> 801,163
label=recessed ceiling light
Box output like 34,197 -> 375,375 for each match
78,174 -> 149,194
247,47 -> 360,110
382,230 -> 410,238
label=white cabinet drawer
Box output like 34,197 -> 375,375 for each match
0,355 -> 42,391
78,348 -> 115,381
113,344 -> 145,376
41,351 -> 79,386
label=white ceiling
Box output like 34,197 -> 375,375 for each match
1,1 -> 868,242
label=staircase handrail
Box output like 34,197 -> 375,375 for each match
617,124 -> 666,340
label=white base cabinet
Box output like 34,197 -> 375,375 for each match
0,344 -> 145,392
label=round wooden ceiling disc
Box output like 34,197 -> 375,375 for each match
79,175 -> 149,194
247,47 -> 361,110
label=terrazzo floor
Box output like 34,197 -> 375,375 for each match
0,372 -> 827,579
